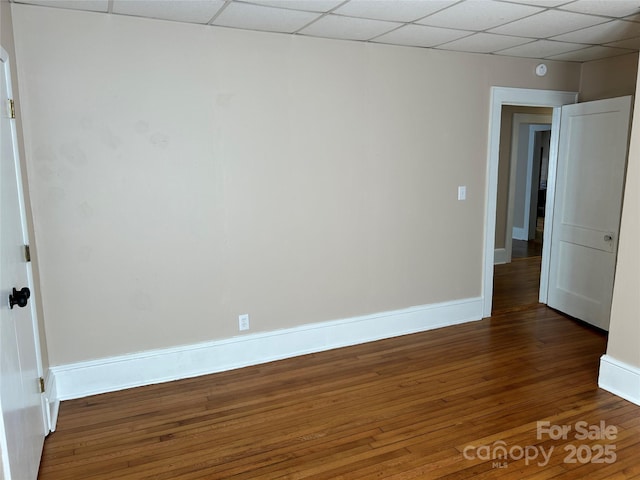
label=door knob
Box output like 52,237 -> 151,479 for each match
9,287 -> 30,309
604,234 -> 613,242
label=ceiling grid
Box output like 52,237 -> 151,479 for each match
12,0 -> 640,61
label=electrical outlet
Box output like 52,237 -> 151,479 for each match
239,314 -> 250,331
458,185 -> 467,201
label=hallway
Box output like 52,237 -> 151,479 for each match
493,253 -> 542,315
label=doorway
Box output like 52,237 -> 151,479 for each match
512,127 -> 551,258
493,108 -> 551,313
482,87 -> 578,318
485,89 -> 632,330
495,108 -> 552,265
511,128 -> 551,259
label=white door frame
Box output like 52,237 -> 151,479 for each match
483,87 -> 578,317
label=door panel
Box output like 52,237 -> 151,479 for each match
0,49 -> 45,480
547,96 -> 632,330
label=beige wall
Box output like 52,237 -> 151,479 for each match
12,5 -> 582,366
606,70 -> 640,369
580,52 -> 638,102
1,0 -> 49,369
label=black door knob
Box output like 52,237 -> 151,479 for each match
9,287 -> 30,309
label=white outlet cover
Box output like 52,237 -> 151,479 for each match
239,314 -> 250,331
458,185 -> 467,200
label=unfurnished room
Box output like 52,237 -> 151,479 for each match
1,0 -> 640,478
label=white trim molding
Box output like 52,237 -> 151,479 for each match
512,226 -> 528,241
49,297 -> 483,412
494,248 -> 507,265
43,371 -> 59,433
483,87 -> 578,317
599,354 -> 640,406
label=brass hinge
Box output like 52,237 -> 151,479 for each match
9,99 -> 15,119
24,245 -> 31,262
39,377 -> 45,394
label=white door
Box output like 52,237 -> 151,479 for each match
547,96 -> 632,331
0,48 -> 46,480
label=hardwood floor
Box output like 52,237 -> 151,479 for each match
492,256 -> 542,314
512,239 -> 543,259
512,216 -> 544,259
38,304 -> 640,479
39,240 -> 635,479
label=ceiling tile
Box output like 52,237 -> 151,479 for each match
113,0 -> 225,24
13,0 -> 640,61
552,19 -> 640,44
437,32 -> 532,53
500,0 -> 572,5
212,2 -> 321,33
606,36 -> 640,49
559,0 -> 640,18
299,14 -> 401,41
490,9 -> 610,37
15,0 -> 108,12
496,39 -> 585,57
548,45 -> 633,61
372,24 -> 471,48
244,0 -> 344,13
417,0 -> 543,31
623,13 -> 640,23
333,0 -> 457,23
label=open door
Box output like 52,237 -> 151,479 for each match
0,48 -> 46,479
547,96 -> 632,331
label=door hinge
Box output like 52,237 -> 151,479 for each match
39,377 -> 45,394
24,245 -> 31,262
9,99 -> 15,119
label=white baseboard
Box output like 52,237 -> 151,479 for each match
512,227 -> 528,241
598,354 -> 640,406
494,248 -> 507,265
43,370 -> 59,433
50,297 -> 483,411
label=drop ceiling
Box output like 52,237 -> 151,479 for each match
12,0 -> 640,62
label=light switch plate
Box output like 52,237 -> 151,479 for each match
458,186 -> 466,201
